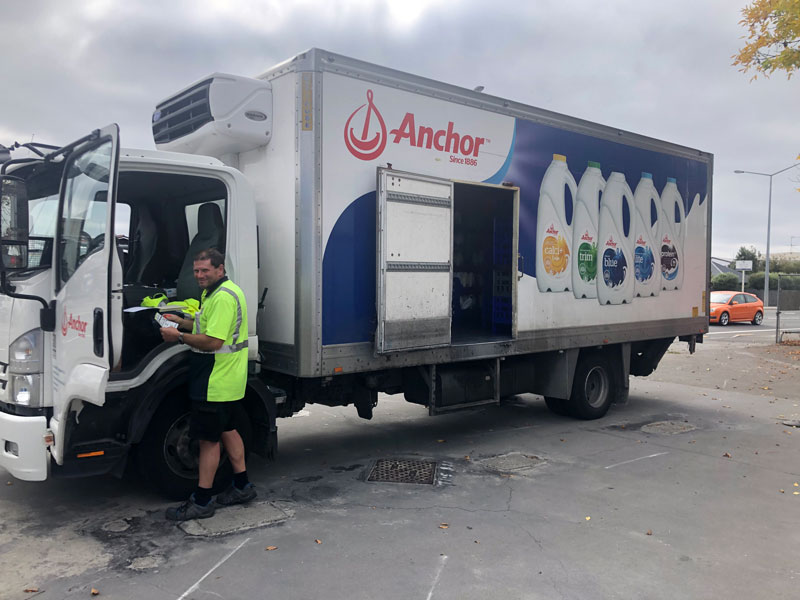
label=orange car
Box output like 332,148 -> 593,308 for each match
709,291 -> 764,326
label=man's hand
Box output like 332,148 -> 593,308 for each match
160,326 -> 181,343
163,313 -> 193,330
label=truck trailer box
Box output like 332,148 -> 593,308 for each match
153,49 -> 710,379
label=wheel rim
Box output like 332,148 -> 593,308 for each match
755,312 -> 762,324
584,366 -> 610,408
162,412 -> 198,479
720,313 -> 729,325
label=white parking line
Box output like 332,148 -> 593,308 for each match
605,452 -> 669,469
425,554 -> 449,600
177,537 -> 251,600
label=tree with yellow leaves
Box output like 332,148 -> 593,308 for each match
733,0 -> 800,79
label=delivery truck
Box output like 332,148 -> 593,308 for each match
0,48 -> 711,498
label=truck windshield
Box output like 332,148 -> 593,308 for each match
6,160 -> 63,274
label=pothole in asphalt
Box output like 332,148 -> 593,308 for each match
127,555 -> 164,570
640,421 -> 697,435
480,452 -> 545,473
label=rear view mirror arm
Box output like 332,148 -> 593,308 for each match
0,272 -> 55,332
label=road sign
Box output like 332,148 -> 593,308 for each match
735,260 -> 753,271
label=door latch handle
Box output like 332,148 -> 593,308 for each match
93,308 -> 104,357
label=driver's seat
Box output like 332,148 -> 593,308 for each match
176,203 -> 225,300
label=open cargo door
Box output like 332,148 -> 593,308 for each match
376,169 -> 453,353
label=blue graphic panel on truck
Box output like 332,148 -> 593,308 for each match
322,118 -> 708,345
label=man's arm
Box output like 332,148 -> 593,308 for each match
160,325 -> 224,352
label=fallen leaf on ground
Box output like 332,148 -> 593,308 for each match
91,589 -> 100,596
437,439 -> 446,443
265,546 -> 278,551
723,452 -> 732,458
585,516 -> 591,521
439,523 -> 449,529
780,489 -> 785,493
646,530 -> 653,536
315,539 -> 322,544
23,588 -> 39,594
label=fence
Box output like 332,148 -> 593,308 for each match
776,275 -> 800,343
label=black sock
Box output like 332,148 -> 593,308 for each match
194,486 -> 212,506
233,471 -> 249,489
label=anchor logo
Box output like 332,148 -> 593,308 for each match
344,90 -> 387,161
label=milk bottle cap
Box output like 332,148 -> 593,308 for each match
641,172 -> 652,179
553,154 -> 567,162
667,177 -> 677,183
588,161 -> 601,169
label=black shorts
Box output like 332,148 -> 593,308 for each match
189,400 -> 242,442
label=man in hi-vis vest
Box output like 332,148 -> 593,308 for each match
160,248 -> 256,520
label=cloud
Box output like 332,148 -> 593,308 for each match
1,0 -> 797,256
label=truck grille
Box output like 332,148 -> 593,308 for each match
152,78 -> 214,144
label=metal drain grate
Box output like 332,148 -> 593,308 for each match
367,459 -> 437,484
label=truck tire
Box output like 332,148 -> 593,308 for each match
569,352 -> 616,420
138,397 -> 252,500
544,396 -> 572,417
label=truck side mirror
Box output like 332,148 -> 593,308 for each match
0,175 -> 30,270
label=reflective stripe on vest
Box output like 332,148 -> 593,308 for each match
192,284 -> 248,355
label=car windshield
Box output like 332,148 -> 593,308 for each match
710,292 -> 734,304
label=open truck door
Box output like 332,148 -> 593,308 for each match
51,125 -> 122,413
376,169 -> 454,353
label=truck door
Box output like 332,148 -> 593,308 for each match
52,125 -> 122,406
376,168 -> 453,353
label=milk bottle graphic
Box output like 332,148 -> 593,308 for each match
632,172 -> 661,297
536,154 -> 577,292
571,161 -> 605,299
659,177 -> 685,291
684,191 -> 708,300
597,172 -> 635,305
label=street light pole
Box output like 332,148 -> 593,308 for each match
734,162 -> 800,307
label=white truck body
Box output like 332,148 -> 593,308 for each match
0,49 -> 711,496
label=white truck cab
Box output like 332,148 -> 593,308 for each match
0,128 -> 264,496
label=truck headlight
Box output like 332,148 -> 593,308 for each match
9,329 -> 43,373
9,373 -> 42,407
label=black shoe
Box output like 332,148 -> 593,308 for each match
215,482 -> 257,506
165,494 -> 216,521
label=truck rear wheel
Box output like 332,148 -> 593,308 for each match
138,397 -> 252,500
569,352 -> 616,420
544,396 -> 572,417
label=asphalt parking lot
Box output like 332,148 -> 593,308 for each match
2,331 -> 800,600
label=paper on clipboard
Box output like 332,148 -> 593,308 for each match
123,306 -> 158,313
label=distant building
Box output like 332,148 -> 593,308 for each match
711,257 -> 742,283
771,251 -> 800,262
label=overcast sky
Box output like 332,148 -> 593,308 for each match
1,0 -> 797,259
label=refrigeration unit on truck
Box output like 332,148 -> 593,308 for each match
0,48 -> 711,498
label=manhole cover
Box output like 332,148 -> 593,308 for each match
367,459 -> 437,484
641,421 -> 697,435
481,452 -> 544,473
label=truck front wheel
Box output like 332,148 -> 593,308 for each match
138,397 -> 252,500
569,352 -> 616,420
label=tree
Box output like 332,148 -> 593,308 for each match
733,0 -> 800,79
730,245 -> 764,271
711,273 -> 741,290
